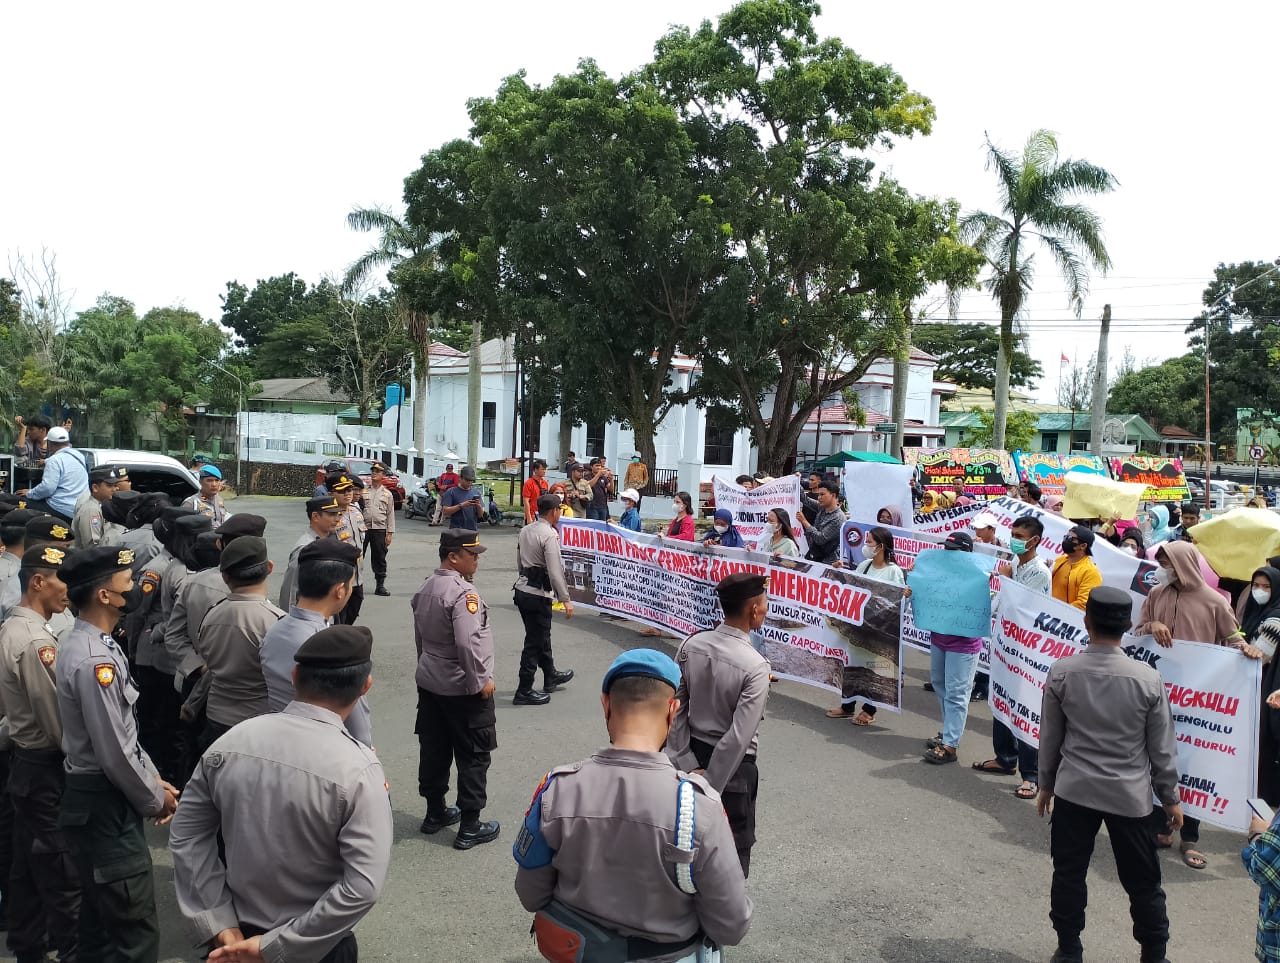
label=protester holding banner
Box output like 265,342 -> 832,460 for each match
922,532 -> 985,765
703,509 -> 745,549
1243,568 -> 1280,805
798,481 -> 846,565
969,512 -> 1005,703
754,509 -> 799,557
1038,586 -> 1181,963
1051,527 -> 1102,610
617,489 -> 642,532
1119,527 -> 1146,557
826,526 -> 905,727
1136,540 -> 1251,869
667,492 -> 696,541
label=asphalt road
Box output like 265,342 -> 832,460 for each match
32,495 -> 1256,963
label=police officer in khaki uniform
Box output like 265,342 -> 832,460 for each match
278,496 -> 344,610
195,535 -> 284,749
182,463 -> 230,525
514,649 -> 752,962
329,473 -> 366,625
512,492 -> 575,706
170,624 -> 392,962
411,529 -> 501,849
0,508 -> 41,620
667,572 -> 771,877
71,463 -> 121,549
22,514 -> 77,641
56,545 -> 180,963
0,544 -> 81,963
363,463 -> 395,597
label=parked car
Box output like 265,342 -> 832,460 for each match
314,458 -> 406,508
81,449 -> 199,503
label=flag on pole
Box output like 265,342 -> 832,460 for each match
1060,353 -> 1070,365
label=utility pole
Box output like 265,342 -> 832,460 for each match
1204,308 -> 1214,510
1089,304 -> 1111,455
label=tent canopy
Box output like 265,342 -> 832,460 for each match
816,450 -> 903,468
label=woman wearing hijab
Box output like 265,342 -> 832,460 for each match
1244,567 -> 1280,804
703,508 -> 745,549
1142,504 -> 1174,546
1135,540 -> 1257,869
876,506 -> 903,527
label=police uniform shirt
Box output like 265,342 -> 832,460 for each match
163,565 -> 230,685
260,607 -> 372,746
139,551 -> 184,672
514,518 -> 572,602
411,568 -> 494,696
667,624 -> 770,793
363,485 -> 395,534
56,618 -> 165,816
71,490 -> 105,550
0,550 -> 19,621
169,702 -> 392,958
182,492 -> 229,526
514,748 -> 752,949
119,525 -> 164,572
196,594 -> 285,728
335,504 -> 366,586
278,530 -> 324,611
0,606 -> 63,749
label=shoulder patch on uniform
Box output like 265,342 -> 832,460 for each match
465,592 -> 479,614
140,570 -> 161,594
94,663 -> 116,687
37,645 -> 56,667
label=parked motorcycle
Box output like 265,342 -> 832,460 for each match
482,484 -> 503,526
403,480 -> 438,521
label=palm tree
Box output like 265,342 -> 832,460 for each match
961,130 -> 1116,448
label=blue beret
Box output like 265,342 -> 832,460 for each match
199,464 -> 223,479
602,648 -> 682,693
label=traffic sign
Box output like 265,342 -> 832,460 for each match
1250,444 -> 1265,461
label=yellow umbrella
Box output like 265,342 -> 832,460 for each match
1186,506 -> 1280,581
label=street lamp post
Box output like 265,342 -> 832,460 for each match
208,359 -> 244,491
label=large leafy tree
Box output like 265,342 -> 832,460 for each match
219,273 -> 327,356
1107,354 -> 1200,431
913,321 -> 1042,391
961,130 -> 1116,448
648,0 -> 980,472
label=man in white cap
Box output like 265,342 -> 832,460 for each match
618,488 -> 642,532
17,426 -> 87,523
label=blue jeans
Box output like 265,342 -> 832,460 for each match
930,647 -> 978,749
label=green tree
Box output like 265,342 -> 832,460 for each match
220,273 -> 327,356
1106,354 -> 1200,431
912,322 -> 1043,391
960,407 -> 1038,451
961,130 -> 1116,449
63,295 -> 143,444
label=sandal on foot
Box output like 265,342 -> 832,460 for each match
825,707 -> 854,719
851,710 -> 876,726
971,759 -> 1017,775
1179,844 -> 1207,869
923,744 -> 957,764
925,732 -> 944,750
1014,782 -> 1038,799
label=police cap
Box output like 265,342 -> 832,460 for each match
295,624 -> 373,668
215,513 -> 267,541
715,571 -> 769,608
26,515 -> 74,544
602,648 -> 682,693
219,535 -> 268,576
306,496 -> 343,517
298,537 -> 361,566
89,464 -> 123,484
61,546 -> 135,588
325,472 -> 355,492
441,529 -> 487,555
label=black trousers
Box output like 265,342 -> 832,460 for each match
134,664 -> 184,787
58,774 -> 159,963
691,738 -> 758,878
0,750 -> 10,930
1050,795 -> 1169,960
1148,805 -> 1200,844
513,591 -> 556,690
242,922 -> 357,961
17,497 -> 72,523
415,688 -> 497,815
366,530 -> 389,580
8,749 -> 81,962
334,584 -> 365,625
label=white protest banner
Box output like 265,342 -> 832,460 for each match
558,519 -> 904,710
713,474 -> 808,555
843,463 -> 915,530
989,577 -> 1261,831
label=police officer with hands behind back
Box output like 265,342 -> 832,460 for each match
514,648 -> 752,963
56,545 -> 180,963
512,492 -> 575,706
411,529 -> 501,850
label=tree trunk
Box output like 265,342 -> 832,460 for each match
891,309 -> 912,458
992,313 -> 1013,449
466,319 -> 482,467
412,355 -> 428,455
557,417 -> 573,467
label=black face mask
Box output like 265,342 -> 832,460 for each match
1061,537 -> 1078,554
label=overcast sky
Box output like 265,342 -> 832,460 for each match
5,1 -> 1277,404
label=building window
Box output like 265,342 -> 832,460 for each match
1040,432 -> 1059,453
704,413 -> 737,465
481,402 -> 496,449
586,421 -> 605,458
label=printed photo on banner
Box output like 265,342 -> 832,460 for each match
558,518 -> 905,710
988,577 -> 1260,831
712,474 -> 808,555
1010,451 -> 1108,496
841,462 -> 915,532
903,446 -> 1017,499
1109,455 -> 1190,502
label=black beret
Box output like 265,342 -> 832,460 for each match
298,537 -> 361,566
295,624 -> 373,668
215,513 -> 267,541
325,472 -> 355,492
1,508 -> 40,530
1085,585 -> 1133,625
61,545 -> 136,588
193,531 -> 222,570
89,464 -> 124,484
26,515 -> 74,544
441,530 -> 487,554
0,501 -> 15,518
219,535 -> 268,575
21,543 -> 72,571
174,514 -> 213,536
153,506 -> 199,544
102,489 -> 143,526
715,571 -> 769,607
306,496 -> 342,516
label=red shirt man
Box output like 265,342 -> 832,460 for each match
438,464 -> 461,492
522,460 -> 549,524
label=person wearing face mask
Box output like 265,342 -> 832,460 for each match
826,526 -> 905,726
56,545 -> 180,962
1135,540 -> 1253,870
514,649 -> 751,963
617,488 -> 643,532
667,491 -> 696,541
755,508 -> 799,557
1141,504 -> 1174,547
703,508 -> 745,549
1118,527 -> 1146,557
1245,568 -> 1280,805
1051,525 -> 1103,611
876,506 -> 903,527
623,454 -> 649,507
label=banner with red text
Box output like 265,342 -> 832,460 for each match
1110,455 -> 1190,503
1011,451 -> 1109,496
559,519 -> 904,710
989,577 -> 1260,831
903,447 -> 1017,499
